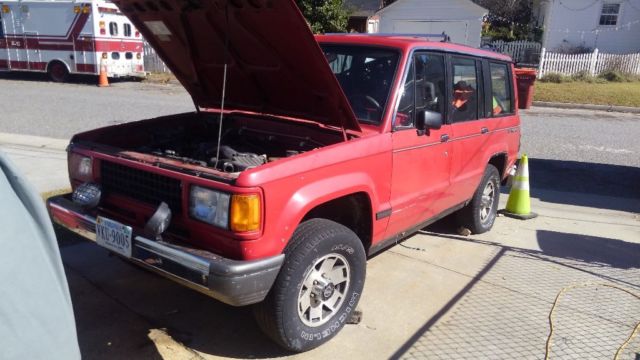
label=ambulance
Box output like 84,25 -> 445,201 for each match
0,0 -> 145,82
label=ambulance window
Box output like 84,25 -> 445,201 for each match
124,24 -> 132,37
125,52 -> 133,60
0,18 -> 3,38
109,22 -> 118,36
111,52 -> 120,60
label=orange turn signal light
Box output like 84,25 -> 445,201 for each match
230,194 -> 261,232
2,5 -> 10,13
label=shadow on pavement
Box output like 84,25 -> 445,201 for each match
0,71 -> 142,86
389,228 -> 640,359
537,230 -> 640,270
518,158 -> 640,213
58,229 -> 289,360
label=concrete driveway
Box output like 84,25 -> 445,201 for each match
56,190 -> 640,360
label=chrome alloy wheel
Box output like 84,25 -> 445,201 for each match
297,253 -> 351,327
480,181 -> 496,223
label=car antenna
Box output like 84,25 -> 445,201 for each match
214,1 -> 231,170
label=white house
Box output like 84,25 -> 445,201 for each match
345,0 -> 488,48
533,0 -> 640,53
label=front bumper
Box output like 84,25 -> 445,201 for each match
47,194 -> 283,306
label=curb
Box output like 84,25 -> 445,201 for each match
0,133 -> 69,151
532,101 -> 640,114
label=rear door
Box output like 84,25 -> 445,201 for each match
386,51 -> 452,237
448,55 -> 491,203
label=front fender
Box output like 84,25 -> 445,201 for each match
267,172 -> 379,254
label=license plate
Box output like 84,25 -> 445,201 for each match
96,216 -> 133,258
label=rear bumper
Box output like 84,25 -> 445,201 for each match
47,194 -> 283,306
109,71 -> 146,78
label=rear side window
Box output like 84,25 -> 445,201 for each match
123,23 -> 132,37
451,57 -> 479,122
109,22 -> 118,36
490,63 -> 514,116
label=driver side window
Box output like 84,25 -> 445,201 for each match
395,52 -> 446,130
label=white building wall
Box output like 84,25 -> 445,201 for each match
372,0 -> 486,47
543,0 -> 640,53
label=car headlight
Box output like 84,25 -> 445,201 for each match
189,186 -> 230,228
69,153 -> 93,182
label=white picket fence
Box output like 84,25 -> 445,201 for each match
143,41 -> 169,73
539,48 -> 640,78
489,40 -> 541,63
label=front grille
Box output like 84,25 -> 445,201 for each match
101,161 -> 183,213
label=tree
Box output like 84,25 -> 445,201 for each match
296,0 -> 350,34
472,0 -> 533,40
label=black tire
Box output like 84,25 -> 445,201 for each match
48,61 -> 69,83
456,164 -> 500,234
253,218 -> 366,352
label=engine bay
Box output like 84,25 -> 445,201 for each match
133,116 -> 337,173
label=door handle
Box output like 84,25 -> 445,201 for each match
481,127 -> 489,134
440,134 -> 449,142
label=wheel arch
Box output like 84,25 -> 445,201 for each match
46,59 -> 72,73
488,151 -> 508,180
301,192 -> 374,253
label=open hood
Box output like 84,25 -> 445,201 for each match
114,0 -> 361,132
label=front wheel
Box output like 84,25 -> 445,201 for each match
253,219 -> 366,352
456,164 -> 500,234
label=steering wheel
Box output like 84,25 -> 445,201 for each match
364,95 -> 381,110
350,93 -> 382,111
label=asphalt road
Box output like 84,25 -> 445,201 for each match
0,75 -> 193,139
1,75 -> 639,167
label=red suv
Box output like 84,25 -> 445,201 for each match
48,0 -> 520,352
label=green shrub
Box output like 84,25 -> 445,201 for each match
571,70 -> 595,82
540,72 -> 572,83
598,70 -> 625,82
626,74 -> 640,82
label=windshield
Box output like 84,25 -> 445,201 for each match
320,44 -> 399,125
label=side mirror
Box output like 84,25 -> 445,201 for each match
416,110 -> 442,132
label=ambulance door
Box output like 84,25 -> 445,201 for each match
74,32 -> 94,73
0,11 -> 8,69
24,32 -> 41,70
3,8 -> 23,69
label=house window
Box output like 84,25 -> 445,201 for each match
599,3 -> 620,26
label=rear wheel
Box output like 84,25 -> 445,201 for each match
456,164 -> 500,234
48,61 -> 69,83
253,219 -> 366,352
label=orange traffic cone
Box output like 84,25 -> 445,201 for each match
98,59 -> 109,87
499,154 -> 538,220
